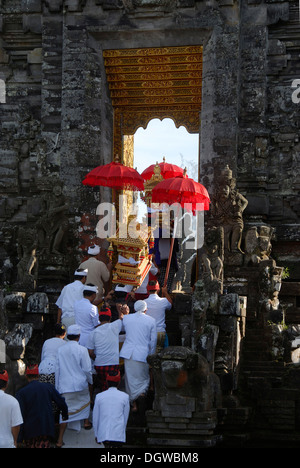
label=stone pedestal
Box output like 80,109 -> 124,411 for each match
146,346 -> 222,447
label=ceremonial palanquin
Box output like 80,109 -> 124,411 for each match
107,220 -> 154,287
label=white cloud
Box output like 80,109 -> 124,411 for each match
134,118 -> 198,174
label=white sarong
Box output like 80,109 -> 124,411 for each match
60,388 -> 90,431
123,358 -> 150,403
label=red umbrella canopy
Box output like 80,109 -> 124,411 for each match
141,157 -> 185,181
151,170 -> 210,212
82,161 -> 144,191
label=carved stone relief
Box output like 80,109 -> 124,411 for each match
36,181 -> 69,256
209,165 -> 248,257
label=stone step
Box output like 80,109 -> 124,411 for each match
241,351 -> 272,362
242,361 -> 286,371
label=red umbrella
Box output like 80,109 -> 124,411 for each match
82,161 -> 144,191
151,170 -> 210,212
151,169 -> 210,288
141,157 -> 185,181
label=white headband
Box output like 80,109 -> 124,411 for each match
75,269 -> 88,276
83,285 -> 98,293
88,245 -> 100,255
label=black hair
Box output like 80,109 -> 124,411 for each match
84,290 -> 96,297
54,323 -> 66,336
99,314 -> 111,323
114,285 -> 127,299
0,377 -> 7,389
67,334 -> 79,341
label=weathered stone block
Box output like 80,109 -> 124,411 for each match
219,293 -> 240,316
26,292 -> 49,314
160,395 -> 196,418
4,323 -> 33,360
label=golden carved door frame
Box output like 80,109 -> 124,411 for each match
103,45 -> 203,168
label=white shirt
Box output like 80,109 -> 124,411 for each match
55,280 -> 85,318
55,340 -> 93,394
134,263 -> 158,294
120,312 -> 157,363
39,337 -> 66,375
145,293 -> 172,332
74,298 -> 100,347
93,387 -> 130,443
0,390 -> 23,448
86,320 -> 123,366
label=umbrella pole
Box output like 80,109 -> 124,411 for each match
163,236 -> 175,289
163,205 -> 179,289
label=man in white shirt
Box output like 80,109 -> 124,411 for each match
74,284 -> 100,347
133,261 -> 158,300
79,244 -> 112,301
56,268 -> 88,329
145,280 -> 172,352
93,370 -> 129,448
87,304 -> 128,393
120,300 -> 156,411
55,324 -> 93,447
0,370 -> 23,448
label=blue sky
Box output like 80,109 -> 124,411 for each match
133,118 -> 199,221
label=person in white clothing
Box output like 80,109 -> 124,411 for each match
55,268 -> 88,329
93,370 -> 129,447
55,324 -> 93,447
0,370 -> 23,448
145,280 -> 172,352
74,284 -> 100,347
120,300 -> 156,411
133,261 -> 158,300
38,323 -> 67,385
87,304 -> 128,393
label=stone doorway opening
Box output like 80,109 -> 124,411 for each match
103,45 -> 203,290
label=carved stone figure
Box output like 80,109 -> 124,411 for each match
244,225 -> 274,265
16,227 -> 38,289
37,183 -> 69,255
259,260 -> 284,324
210,166 -> 248,253
201,226 -> 224,294
192,278 -> 210,325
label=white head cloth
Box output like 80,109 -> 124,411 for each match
67,324 -> 81,335
83,284 -> 98,293
74,268 -> 88,276
88,245 -> 100,255
134,300 -> 147,313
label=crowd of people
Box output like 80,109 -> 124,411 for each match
0,243 -> 173,449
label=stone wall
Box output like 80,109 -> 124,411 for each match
0,0 -> 299,332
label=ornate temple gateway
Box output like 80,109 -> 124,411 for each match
0,0 -> 300,448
